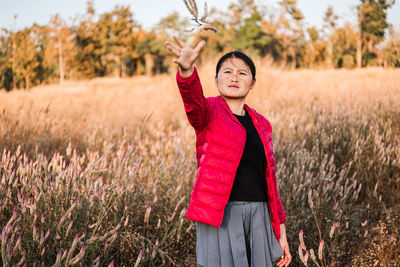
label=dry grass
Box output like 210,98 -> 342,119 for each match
0,64 -> 399,265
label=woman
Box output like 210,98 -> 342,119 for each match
166,36 -> 291,267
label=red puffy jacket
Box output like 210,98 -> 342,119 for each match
177,67 -> 286,240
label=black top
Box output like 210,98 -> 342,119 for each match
229,109 -> 268,201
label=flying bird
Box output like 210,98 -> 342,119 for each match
183,0 -> 217,33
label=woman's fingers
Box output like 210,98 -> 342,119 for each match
188,40 -> 206,65
173,35 -> 185,48
276,255 -> 289,266
165,41 -> 181,56
166,36 -> 207,70
194,40 -> 206,54
277,255 -> 285,267
276,245 -> 291,266
283,253 -> 291,266
281,247 -> 291,266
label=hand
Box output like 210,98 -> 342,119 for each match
165,36 -> 205,77
277,224 -> 292,267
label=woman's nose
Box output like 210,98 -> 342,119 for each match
230,73 -> 239,81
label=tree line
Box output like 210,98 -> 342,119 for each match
0,0 -> 398,91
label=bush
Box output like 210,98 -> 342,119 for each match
342,54 -> 355,68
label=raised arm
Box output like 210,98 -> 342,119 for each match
166,37 -> 210,131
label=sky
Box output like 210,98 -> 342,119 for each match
1,0 -> 400,31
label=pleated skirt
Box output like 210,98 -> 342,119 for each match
195,201 -> 283,267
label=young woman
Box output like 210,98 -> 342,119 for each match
166,36 -> 291,267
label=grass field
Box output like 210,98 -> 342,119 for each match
1,63 -> 399,266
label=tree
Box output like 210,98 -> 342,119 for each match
278,0 -> 305,67
192,7 -> 237,60
381,27 -> 400,67
74,1 -> 100,78
154,11 -> 189,40
204,0 -> 273,57
153,12 -> 193,74
231,11 -> 272,56
0,29 -> 14,90
227,0 -> 259,32
334,23 -> 358,68
304,27 -> 325,68
260,14 -> 285,61
356,0 -> 395,67
94,6 -> 137,77
47,14 -> 76,83
323,6 -> 339,68
136,31 -> 169,75
12,26 -> 43,89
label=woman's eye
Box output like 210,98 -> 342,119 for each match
240,72 -> 246,75
224,71 -> 231,74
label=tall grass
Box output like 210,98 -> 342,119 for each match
0,64 -> 399,266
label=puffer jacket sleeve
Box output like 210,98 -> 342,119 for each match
275,181 -> 286,223
264,118 -> 286,224
176,67 -> 210,131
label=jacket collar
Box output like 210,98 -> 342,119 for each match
217,95 -> 258,124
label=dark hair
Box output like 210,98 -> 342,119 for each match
215,51 -> 256,81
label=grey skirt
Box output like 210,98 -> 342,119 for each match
195,201 -> 283,267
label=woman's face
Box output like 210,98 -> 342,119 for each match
215,57 -> 255,100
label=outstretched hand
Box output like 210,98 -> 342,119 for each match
165,36 -> 205,77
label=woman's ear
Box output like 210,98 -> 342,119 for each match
250,79 -> 256,90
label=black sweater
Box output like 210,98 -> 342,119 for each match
229,109 -> 268,202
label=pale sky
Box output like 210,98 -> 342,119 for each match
1,0 -> 399,31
